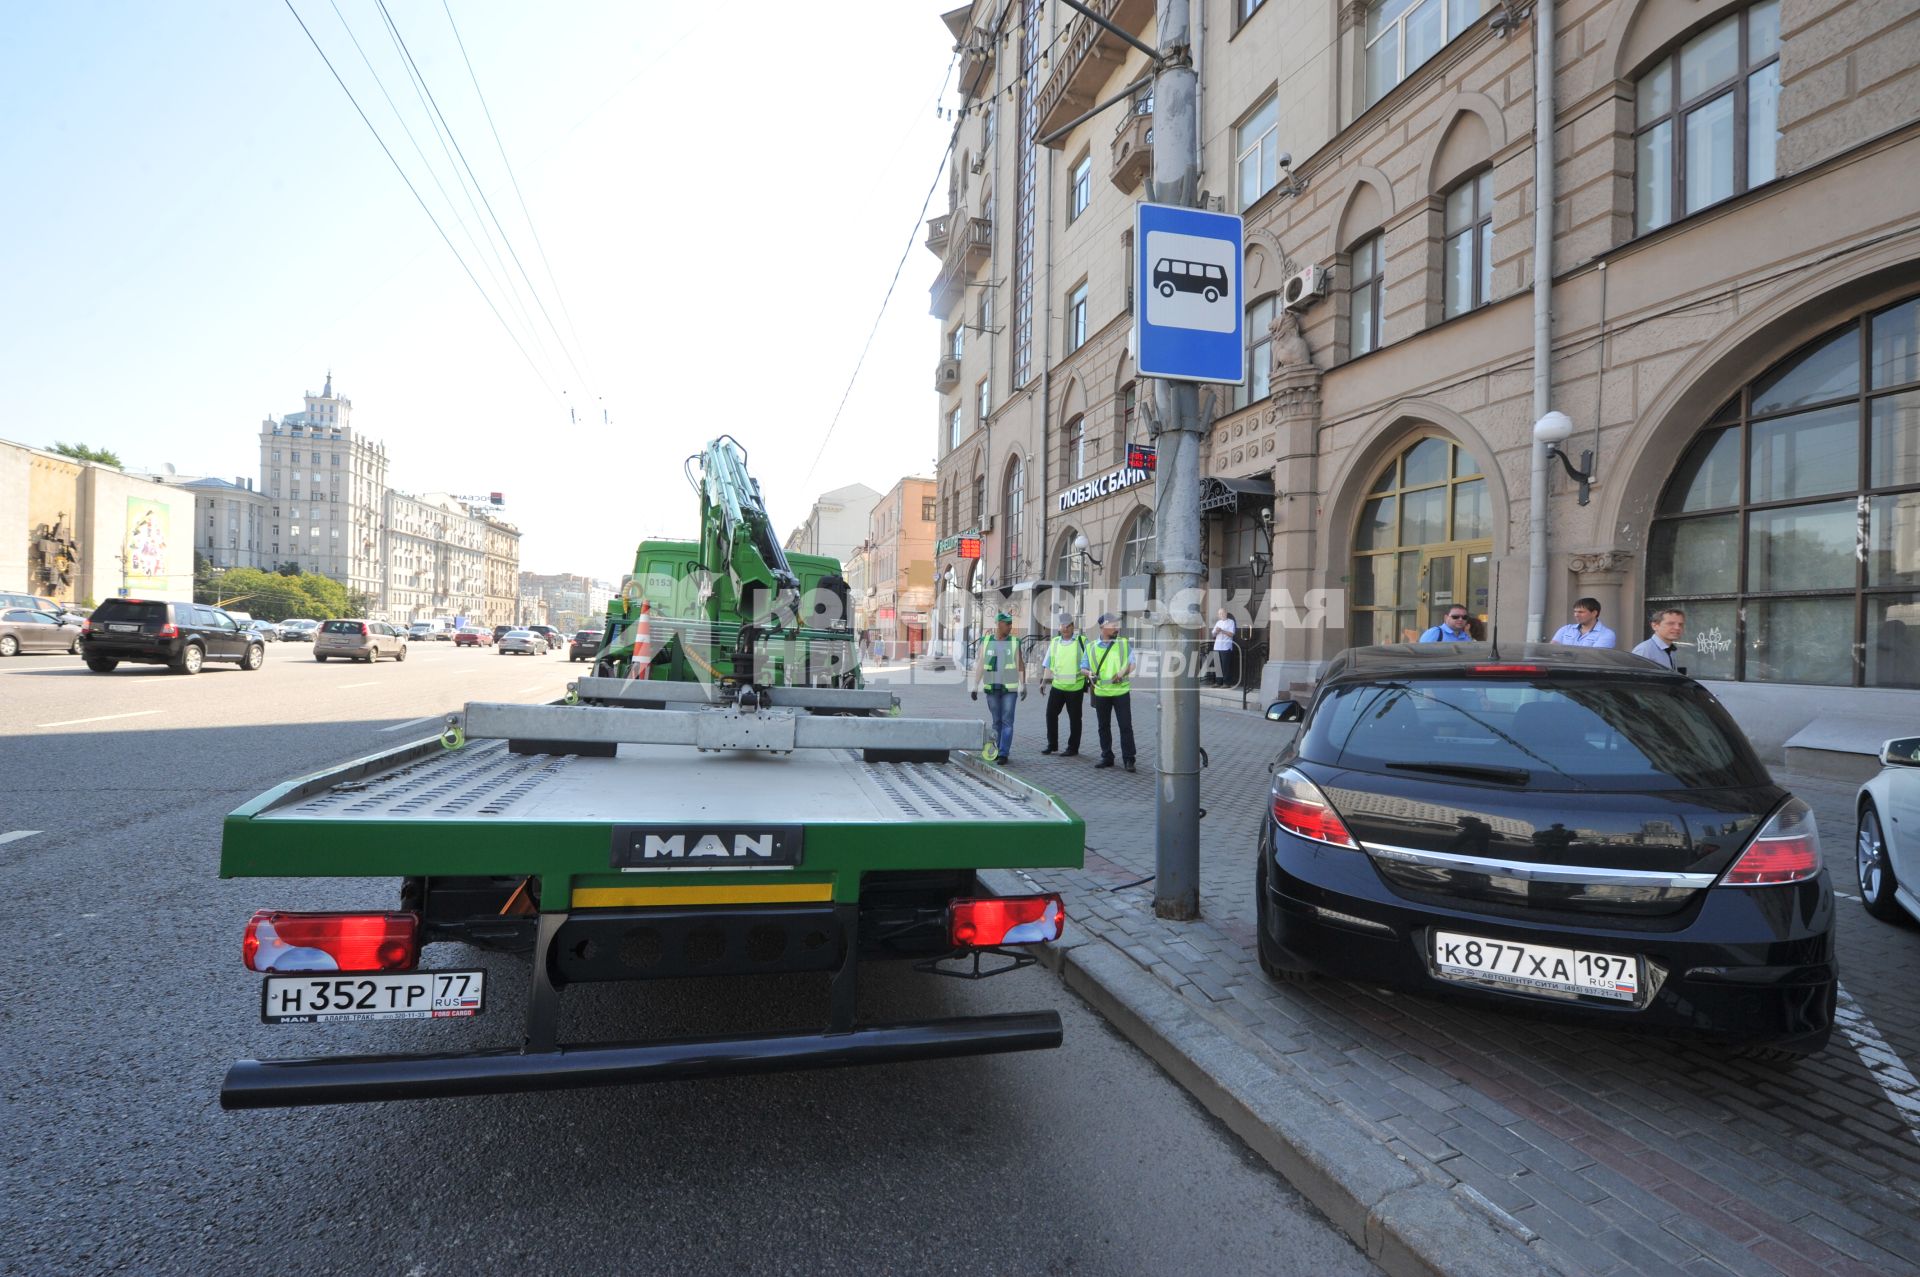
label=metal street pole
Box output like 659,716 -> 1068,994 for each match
1151,0 -> 1202,921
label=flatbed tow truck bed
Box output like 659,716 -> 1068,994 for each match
218,692 -> 1084,1108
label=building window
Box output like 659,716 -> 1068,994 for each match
973,475 -> 987,528
1122,382 -> 1137,438
1002,458 -> 1025,579
1351,436 -> 1492,642
1066,282 -> 1088,353
1648,293 -> 1920,687
1236,0 -> 1266,28
332,453 -> 341,466
1443,170 -> 1494,318
1366,0 -> 1481,105
1236,296 -> 1278,409
922,496 -> 937,523
978,377 -> 990,425
983,101 -> 995,149
290,451 -> 301,463
1070,153 -> 1092,221
1633,0 -> 1780,235
271,450 -> 280,462
950,325 -> 964,359
1065,415 -> 1087,480
1119,508 -> 1155,579
1349,234 -> 1384,356
950,405 -> 964,449
1236,96 -> 1279,210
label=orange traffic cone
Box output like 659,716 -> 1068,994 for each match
630,600 -> 653,681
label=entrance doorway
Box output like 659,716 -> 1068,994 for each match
1351,436 -> 1493,643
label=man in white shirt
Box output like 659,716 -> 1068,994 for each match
1209,608 -> 1237,686
1550,597 -> 1617,648
1632,608 -> 1687,672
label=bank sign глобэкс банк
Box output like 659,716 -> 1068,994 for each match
1057,462 -> 1153,513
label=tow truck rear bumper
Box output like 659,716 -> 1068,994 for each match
220,1011 -> 1062,1108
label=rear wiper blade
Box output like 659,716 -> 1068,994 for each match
1384,761 -> 1531,785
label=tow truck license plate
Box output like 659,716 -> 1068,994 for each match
261,970 -> 485,1024
1433,931 -> 1638,1002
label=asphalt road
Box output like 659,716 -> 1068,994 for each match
0,641 -> 1374,1276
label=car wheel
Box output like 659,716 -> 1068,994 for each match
397,645 -> 407,662
1255,839 -> 1316,984
68,636 -> 80,654
173,643 -> 204,675
243,643 -> 264,671
315,654 -> 328,663
1858,802 -> 1908,924
0,635 -> 17,657
85,657 -> 118,673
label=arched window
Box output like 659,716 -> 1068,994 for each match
1349,234 -> 1384,356
1053,529 -> 1084,583
1235,295 -> 1277,409
1648,293 -> 1920,687
1442,170 -> 1493,318
1119,508 -> 1156,578
1366,0 -> 1482,105
1634,0 -> 1780,235
1002,456 -> 1026,579
1350,436 -> 1491,644
1064,415 -> 1086,480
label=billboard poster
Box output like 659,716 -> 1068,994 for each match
124,497 -> 171,591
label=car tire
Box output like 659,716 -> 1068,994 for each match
315,654 -> 328,663
397,645 -> 407,662
1255,840 -> 1317,984
242,643 -> 264,671
173,643 -> 204,675
0,635 -> 17,657
85,657 -> 118,673
1858,801 -> 1908,924
68,636 -> 80,654
1734,1044 -> 1810,1066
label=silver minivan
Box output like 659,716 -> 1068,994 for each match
314,619 -> 409,663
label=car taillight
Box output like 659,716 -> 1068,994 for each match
949,895 -> 1064,947
80,619 -> 92,634
1271,767 -> 1359,849
1472,664 -> 1542,674
156,623 -> 178,638
1720,798 -> 1822,886
243,910 -> 421,973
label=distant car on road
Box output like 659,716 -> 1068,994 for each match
568,629 -> 601,662
454,628 -> 493,647
1254,643 -> 1834,1059
279,619 -> 320,643
314,619 -> 408,663
493,624 -> 515,643
0,591 -> 77,620
527,624 -> 561,653
498,629 -> 548,656
242,620 -> 280,643
0,607 -> 82,656
1855,735 -> 1920,926
79,599 -> 266,674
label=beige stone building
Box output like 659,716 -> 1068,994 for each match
1,438 -> 196,604
855,476 -> 939,658
930,0 -> 1920,751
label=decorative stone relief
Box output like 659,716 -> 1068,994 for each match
1567,550 -> 1633,576
1339,1 -> 1368,32
1268,307 -> 1317,378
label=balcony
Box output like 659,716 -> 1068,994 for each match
925,212 -> 950,258
927,215 -> 992,317
935,355 -> 962,393
1110,109 -> 1153,193
1035,0 -> 1155,147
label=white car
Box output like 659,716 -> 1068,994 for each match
1856,735 -> 1920,924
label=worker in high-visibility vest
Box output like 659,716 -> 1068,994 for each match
1040,611 -> 1090,757
968,610 -> 1027,764
1089,612 -> 1137,772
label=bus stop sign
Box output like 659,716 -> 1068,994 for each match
1134,202 -> 1245,384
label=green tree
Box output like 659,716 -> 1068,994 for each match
49,441 -> 123,467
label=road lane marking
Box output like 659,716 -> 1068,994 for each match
378,715 -> 438,733
0,831 -> 41,846
338,681 -> 378,689
36,709 -> 161,728
1836,983 -> 1920,1146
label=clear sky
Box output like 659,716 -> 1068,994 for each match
0,1 -> 960,580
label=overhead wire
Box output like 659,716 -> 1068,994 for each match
281,0 -> 560,402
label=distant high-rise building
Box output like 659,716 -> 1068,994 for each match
257,373 -> 387,600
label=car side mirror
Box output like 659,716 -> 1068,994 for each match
1265,699 -> 1304,723
1882,737 -> 1920,768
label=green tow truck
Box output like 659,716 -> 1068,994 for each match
218,438 -> 1084,1108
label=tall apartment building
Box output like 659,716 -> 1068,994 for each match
382,491 -> 498,626
930,0 -> 1920,749
257,374 -> 388,599
482,519 -> 521,630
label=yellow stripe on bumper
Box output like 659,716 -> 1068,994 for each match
570,882 -> 835,909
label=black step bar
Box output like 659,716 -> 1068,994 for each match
220,1012 -> 1062,1108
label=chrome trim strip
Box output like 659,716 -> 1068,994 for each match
1362,842 -> 1716,889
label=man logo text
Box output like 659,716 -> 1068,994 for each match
643,833 -> 779,860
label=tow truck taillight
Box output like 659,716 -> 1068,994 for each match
1271,767 -> 1359,849
949,895 -> 1064,947
243,910 -> 421,973
1720,798 -> 1822,886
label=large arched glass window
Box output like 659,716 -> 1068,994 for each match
1648,293 -> 1920,687
1350,436 -> 1491,644
1053,529 -> 1084,583
1001,456 -> 1026,579
1119,508 -> 1156,578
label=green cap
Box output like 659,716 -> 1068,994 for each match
995,611 -> 1012,622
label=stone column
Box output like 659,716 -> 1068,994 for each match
1567,550 -> 1634,645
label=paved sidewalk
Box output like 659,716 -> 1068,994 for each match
875,666 -> 1920,1277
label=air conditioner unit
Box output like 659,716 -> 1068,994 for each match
969,156 -> 985,175
1283,264 -> 1331,311
978,514 -> 995,533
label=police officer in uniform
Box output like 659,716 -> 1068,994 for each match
1089,613 -> 1137,771
1040,611 -> 1090,756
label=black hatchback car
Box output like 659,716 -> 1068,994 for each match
1256,643 -> 1834,1057
79,598 -> 266,675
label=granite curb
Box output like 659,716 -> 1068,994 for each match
981,868 -> 1553,1277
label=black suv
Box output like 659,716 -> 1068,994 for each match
80,599 -> 266,675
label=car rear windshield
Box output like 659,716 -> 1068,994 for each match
1298,677 -> 1767,792
321,620 -> 365,634
91,601 -> 167,624
574,631 -> 595,641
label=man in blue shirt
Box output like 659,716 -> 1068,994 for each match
1550,597 -> 1617,648
1632,608 -> 1687,672
1418,607 -> 1473,642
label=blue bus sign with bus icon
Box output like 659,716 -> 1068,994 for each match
1134,202 -> 1245,384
